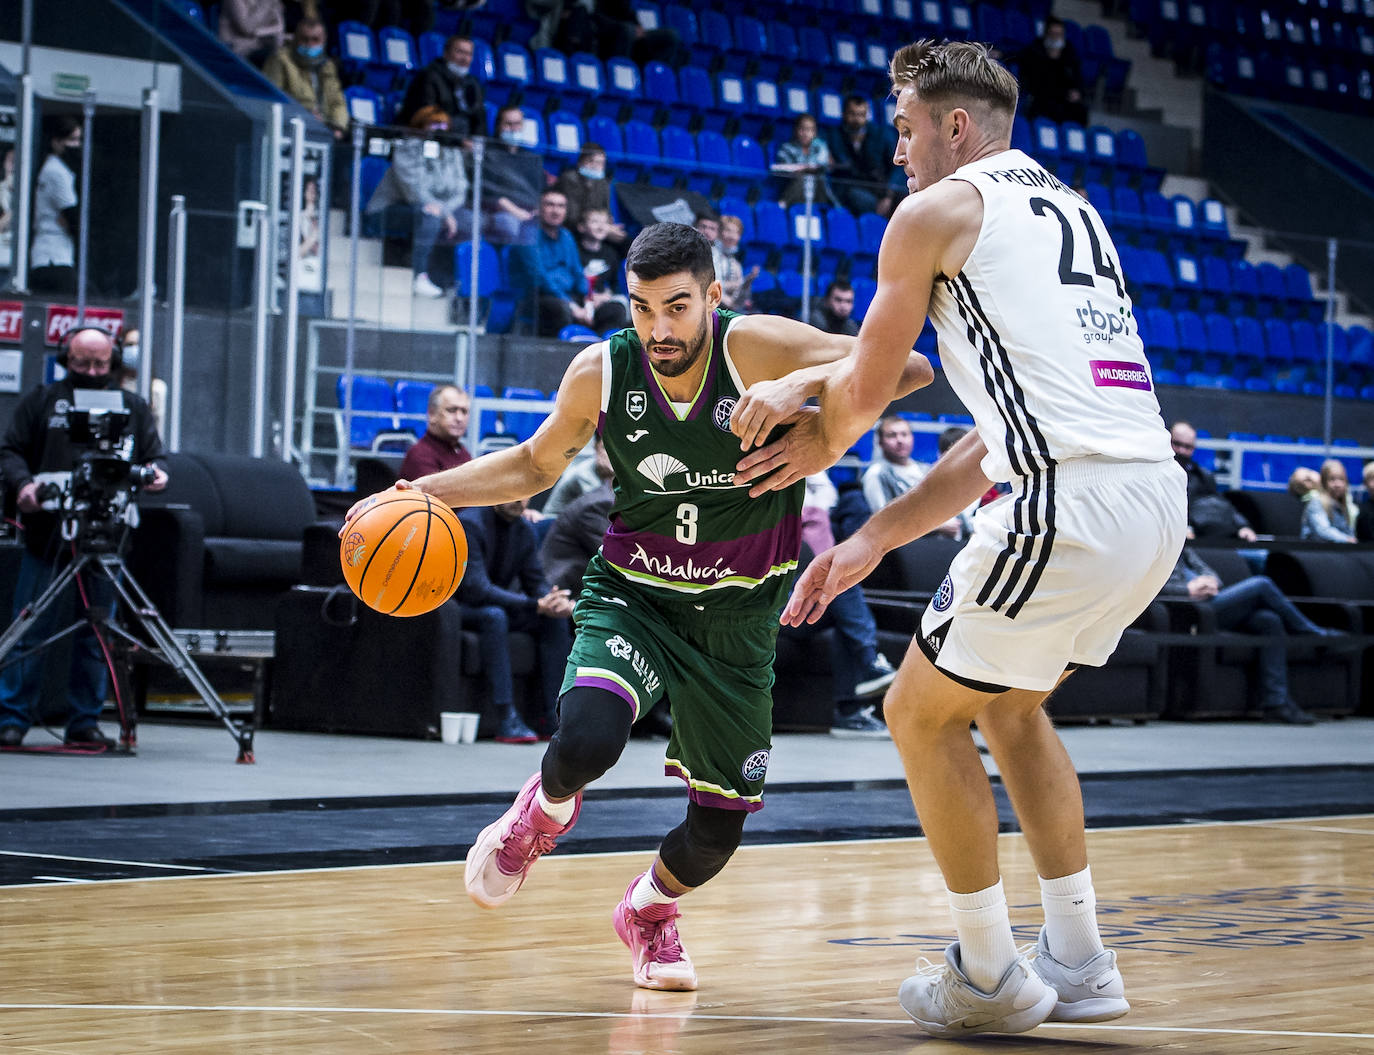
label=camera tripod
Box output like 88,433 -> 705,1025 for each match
0,547 -> 256,763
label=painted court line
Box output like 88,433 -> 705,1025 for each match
0,849 -> 211,871
0,1002 -> 1370,1040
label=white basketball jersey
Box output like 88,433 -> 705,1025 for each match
927,149 -> 1172,484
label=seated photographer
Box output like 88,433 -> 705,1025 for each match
0,327 -> 167,750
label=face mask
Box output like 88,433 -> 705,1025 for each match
121,344 -> 139,370
68,370 -> 110,390
1045,38 -> 1065,54
297,44 -> 325,61
499,129 -> 524,146
447,62 -> 471,78
578,166 -> 604,180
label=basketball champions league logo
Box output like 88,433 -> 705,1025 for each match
712,397 -> 736,432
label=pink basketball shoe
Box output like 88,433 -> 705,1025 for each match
613,876 -> 698,991
464,773 -> 581,909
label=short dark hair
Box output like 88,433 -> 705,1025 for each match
444,34 -> 472,51
843,93 -> 870,109
625,223 -> 716,290
824,279 -> 854,297
938,425 -> 968,454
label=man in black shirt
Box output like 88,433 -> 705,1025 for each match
0,328 -> 167,749
396,35 -> 486,140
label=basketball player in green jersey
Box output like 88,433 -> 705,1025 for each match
343,222 -> 932,991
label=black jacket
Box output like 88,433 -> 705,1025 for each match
396,59 -> 486,138
0,378 -> 165,558
456,506 -> 551,612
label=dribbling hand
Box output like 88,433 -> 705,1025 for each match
339,480 -> 417,536
782,535 -> 884,627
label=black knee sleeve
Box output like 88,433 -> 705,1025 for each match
658,801 -> 747,889
540,686 -> 633,798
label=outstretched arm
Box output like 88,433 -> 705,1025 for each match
341,344 -> 603,527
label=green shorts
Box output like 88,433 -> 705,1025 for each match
561,559 -> 781,812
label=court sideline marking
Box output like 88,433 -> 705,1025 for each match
0,1002 -> 1370,1040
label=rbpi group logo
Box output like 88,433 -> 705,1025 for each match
741,749 -> 770,783
712,396 -> 736,432
933,574 -> 954,613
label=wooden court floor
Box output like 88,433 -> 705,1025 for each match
2,816 -> 1372,1053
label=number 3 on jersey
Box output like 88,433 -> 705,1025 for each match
1030,197 -> 1124,299
675,502 -> 698,545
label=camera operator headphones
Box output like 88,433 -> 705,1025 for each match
57,326 -> 122,371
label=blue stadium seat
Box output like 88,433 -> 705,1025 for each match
337,375 -> 398,449
586,115 -> 624,158
605,56 -> 642,99
494,41 -> 532,88
345,86 -> 382,126
418,30 -> 445,67
1262,318 -> 1295,364
558,324 -> 601,342
752,200 -> 788,248
570,51 -> 605,98
378,27 -> 418,75
1175,309 -> 1208,356
394,379 -> 435,437
501,386 -> 547,442
717,196 -> 754,241
337,20 -> 377,73
547,110 -> 584,159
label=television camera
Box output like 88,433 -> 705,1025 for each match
32,390 -> 159,554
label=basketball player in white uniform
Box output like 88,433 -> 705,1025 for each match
731,40 -> 1186,1036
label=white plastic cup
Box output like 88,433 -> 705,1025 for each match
440,711 -> 462,744
457,712 -> 479,744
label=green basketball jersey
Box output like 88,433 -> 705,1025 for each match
593,308 -> 804,614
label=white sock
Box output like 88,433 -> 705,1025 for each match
1040,866 -> 1105,968
948,880 -> 1018,994
629,868 -> 677,912
535,786 -> 576,826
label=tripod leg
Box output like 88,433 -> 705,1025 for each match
0,556 -> 88,668
99,555 -> 256,763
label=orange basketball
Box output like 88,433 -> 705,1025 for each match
339,490 -> 467,616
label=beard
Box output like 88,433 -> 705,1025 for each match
647,316 -> 710,378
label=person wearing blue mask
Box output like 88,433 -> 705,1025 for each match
262,18 -> 349,138
554,143 -> 626,244
478,105 -> 549,245
396,35 -> 485,140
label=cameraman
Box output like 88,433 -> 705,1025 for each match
0,327 -> 167,749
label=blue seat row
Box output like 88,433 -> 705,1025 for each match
336,377 -> 552,448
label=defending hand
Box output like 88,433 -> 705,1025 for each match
730,374 -> 814,452
781,534 -> 885,626
733,407 -> 839,498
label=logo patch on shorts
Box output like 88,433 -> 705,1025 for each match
605,634 -> 633,660
932,574 -> 954,613
712,396 -> 736,432
741,749 -> 770,783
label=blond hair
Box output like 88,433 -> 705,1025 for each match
889,39 -> 1019,119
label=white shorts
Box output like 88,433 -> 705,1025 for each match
918,457 -> 1186,693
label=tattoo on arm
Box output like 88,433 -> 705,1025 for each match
562,447 -> 579,461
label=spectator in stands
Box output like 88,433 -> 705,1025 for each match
395,35 -> 485,140
457,498 -> 575,742
809,280 -> 859,336
1158,544 -> 1338,724
574,208 -> 629,333
554,143 -> 624,241
344,0 -> 434,36
774,113 -> 840,209
826,95 -> 896,218
544,0 -> 688,67
114,328 -> 168,436
262,17 -> 349,138
862,415 -> 966,536
217,0 -> 285,66
29,116 -> 82,296
507,188 -> 596,337
800,471 -> 897,738
543,434 -> 613,518
694,213 -> 740,312
399,384 -> 472,480
715,214 -> 758,312
365,106 -> 473,298
1170,421 -> 1258,541
861,415 -> 930,512
480,104 -> 548,245
1016,16 -> 1089,127
1357,463 -> 1374,543
1301,458 -> 1357,543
